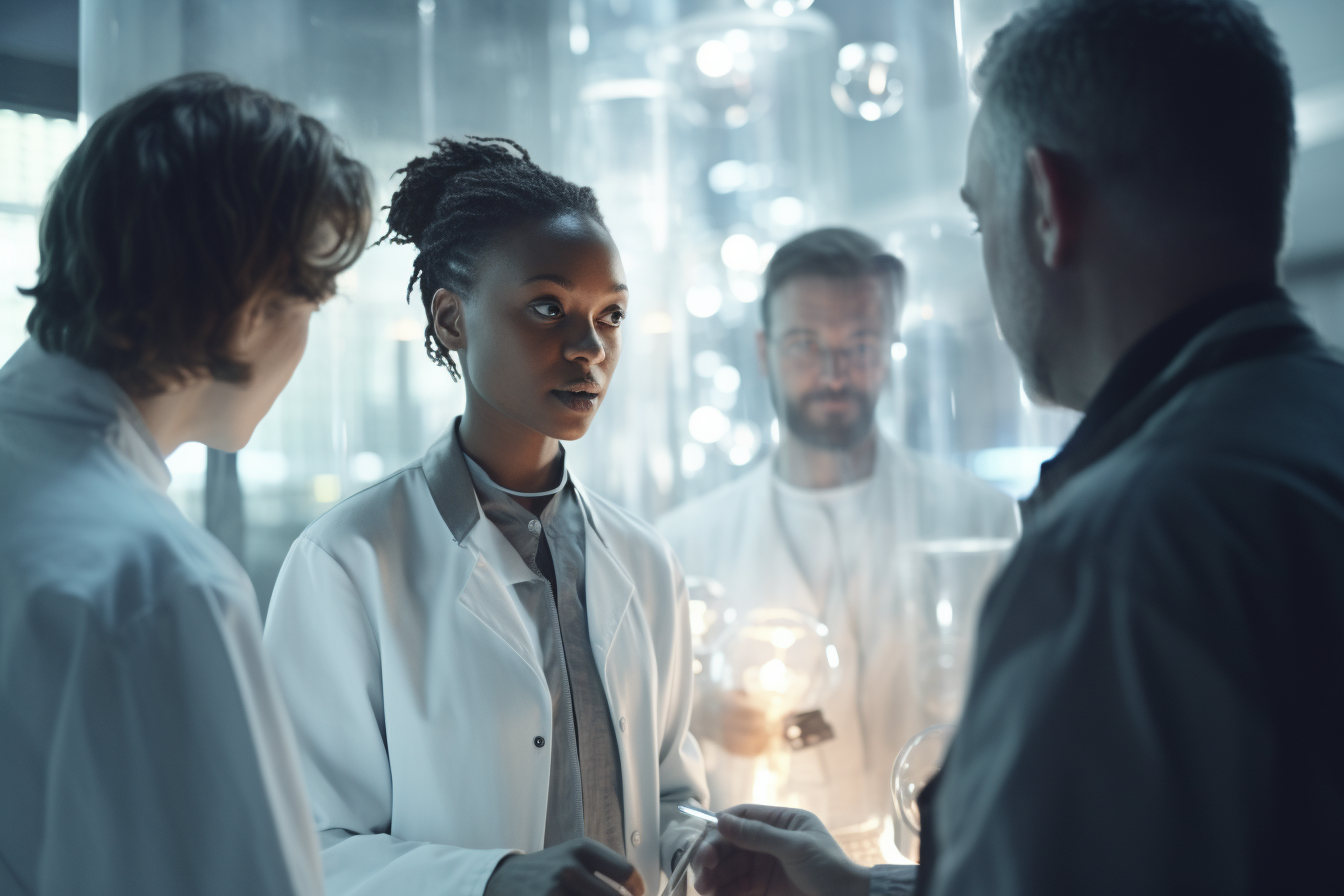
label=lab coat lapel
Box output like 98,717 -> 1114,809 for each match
420,426 -> 545,679
572,482 -> 636,679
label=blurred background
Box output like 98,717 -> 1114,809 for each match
3,0 -> 1343,611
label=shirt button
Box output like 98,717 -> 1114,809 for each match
619,717 -> 627,732
528,519 -> 541,534
631,830 -> 641,847
534,735 -> 546,748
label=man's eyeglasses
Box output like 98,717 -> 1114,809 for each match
774,335 -> 888,372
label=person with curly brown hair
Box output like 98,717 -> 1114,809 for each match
0,72 -> 371,896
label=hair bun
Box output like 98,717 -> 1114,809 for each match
378,136 -> 531,247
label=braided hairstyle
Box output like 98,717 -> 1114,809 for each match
377,136 -> 606,380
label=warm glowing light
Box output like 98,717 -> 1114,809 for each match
770,627 -> 797,649
759,658 -> 790,693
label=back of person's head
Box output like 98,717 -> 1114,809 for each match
975,0 -> 1294,257
378,136 -> 606,380
22,73 -> 371,396
761,227 -> 906,334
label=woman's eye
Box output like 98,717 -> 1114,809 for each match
531,300 -> 564,320
602,308 -> 626,327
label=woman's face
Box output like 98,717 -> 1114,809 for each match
434,212 -> 627,441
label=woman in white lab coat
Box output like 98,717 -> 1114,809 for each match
263,137 -> 707,896
0,74 -> 371,896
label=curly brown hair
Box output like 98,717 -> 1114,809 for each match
376,135 -> 604,380
22,73 -> 372,396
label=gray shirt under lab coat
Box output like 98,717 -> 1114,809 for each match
463,448 -> 626,856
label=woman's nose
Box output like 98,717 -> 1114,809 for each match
564,320 -> 607,366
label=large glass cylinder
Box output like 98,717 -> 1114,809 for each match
658,7 -> 843,503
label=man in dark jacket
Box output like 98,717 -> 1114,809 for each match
690,1 -> 1344,894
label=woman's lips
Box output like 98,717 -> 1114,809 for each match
552,389 -> 600,412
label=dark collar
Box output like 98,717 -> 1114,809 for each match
1026,282 -> 1297,518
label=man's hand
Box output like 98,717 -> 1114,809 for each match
691,805 -> 871,896
696,689 -> 774,757
485,838 -> 645,896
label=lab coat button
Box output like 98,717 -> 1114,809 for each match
619,716 -> 626,732
534,735 -> 546,748
631,831 -> 641,847
528,519 -> 541,534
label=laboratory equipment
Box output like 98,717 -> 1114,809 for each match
704,607 -> 840,806
892,722 -> 956,838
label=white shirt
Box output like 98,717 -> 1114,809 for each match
0,340 -> 322,896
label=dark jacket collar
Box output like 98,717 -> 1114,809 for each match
1022,284 -> 1314,523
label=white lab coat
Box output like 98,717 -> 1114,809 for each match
263,427 -> 708,896
657,440 -> 1018,829
0,341 -> 322,896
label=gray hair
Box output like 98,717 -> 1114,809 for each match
975,0 -> 1295,253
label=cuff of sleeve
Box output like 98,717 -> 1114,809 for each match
869,864 -> 918,896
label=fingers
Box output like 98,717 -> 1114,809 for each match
715,812 -> 805,859
721,803 -> 824,833
574,840 -> 645,896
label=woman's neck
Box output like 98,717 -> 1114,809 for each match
457,391 -> 563,498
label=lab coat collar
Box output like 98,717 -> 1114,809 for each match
417,420 -> 638,676
0,340 -> 171,494
419,421 -> 481,545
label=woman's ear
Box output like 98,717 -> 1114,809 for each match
432,288 -> 466,351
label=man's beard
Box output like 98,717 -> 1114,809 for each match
780,386 -> 877,450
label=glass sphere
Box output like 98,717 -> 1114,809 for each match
831,41 -> 905,121
706,607 -> 839,716
891,723 -> 956,835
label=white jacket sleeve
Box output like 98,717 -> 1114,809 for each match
263,536 -> 514,896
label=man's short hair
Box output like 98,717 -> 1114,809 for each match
22,73 -> 372,396
761,227 -> 906,334
975,0 -> 1295,254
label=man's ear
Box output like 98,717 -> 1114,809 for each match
1024,146 -> 1080,269
432,288 -> 466,351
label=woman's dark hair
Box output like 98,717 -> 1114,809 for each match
22,73 -> 372,396
377,136 -> 605,380
761,227 -> 906,334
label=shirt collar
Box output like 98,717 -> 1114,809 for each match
1041,282 -> 1287,482
0,340 -> 171,494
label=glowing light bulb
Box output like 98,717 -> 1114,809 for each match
770,627 -> 797,649
759,658 -> 790,693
